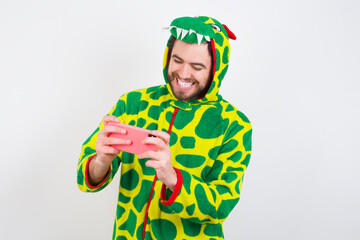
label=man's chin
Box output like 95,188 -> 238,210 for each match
169,79 -> 201,101
173,92 -> 192,102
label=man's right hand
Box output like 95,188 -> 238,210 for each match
88,115 -> 130,185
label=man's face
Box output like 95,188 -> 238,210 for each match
167,40 -> 212,102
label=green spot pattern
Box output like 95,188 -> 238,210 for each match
220,139 -> 238,154
241,154 -> 251,167
116,205 -> 125,220
194,185 -> 216,219
216,185 -> 232,195
181,218 -> 202,237
221,172 -> 238,184
137,118 -> 146,128
147,122 -> 158,130
204,223 -> 224,238
118,192 -> 131,204
116,236 -> 127,240
139,100 -> 149,112
169,131 -> 178,147
149,86 -> 168,100
243,129 -> 252,151
217,199 -> 239,219
215,32 -> 224,47
112,100 -> 125,117
186,204 -> 195,216
121,152 -> 134,164
176,154 -> 206,168
173,110 -> 195,130
218,65 -> 228,81
139,159 -> 156,176
215,49 -> 221,71
225,104 -> 234,112
205,160 -> 223,181
195,108 -> 227,139
120,169 -> 139,191
201,166 -> 212,179
126,92 -> 141,115
208,146 -> 221,160
222,46 -> 229,64
133,180 -> 152,213
118,209 -> 137,237
151,219 -> 177,240
180,170 -> 192,194
180,136 -> 196,149
228,151 -> 243,163
148,105 -> 163,120
226,121 -> 244,139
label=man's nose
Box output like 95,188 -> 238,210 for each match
177,64 -> 192,79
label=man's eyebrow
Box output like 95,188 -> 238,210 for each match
171,54 -> 207,69
172,54 -> 183,61
191,62 -> 206,69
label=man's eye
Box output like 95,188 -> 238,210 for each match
193,66 -> 202,71
174,59 -> 182,63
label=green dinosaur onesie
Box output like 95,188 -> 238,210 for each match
77,16 -> 252,240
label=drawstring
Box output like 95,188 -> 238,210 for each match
142,107 -> 179,240
167,107 -> 179,134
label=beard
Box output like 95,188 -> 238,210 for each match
167,72 -> 211,102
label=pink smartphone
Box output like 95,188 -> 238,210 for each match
107,122 -> 158,155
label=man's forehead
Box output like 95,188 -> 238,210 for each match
172,39 -> 209,53
171,40 -> 211,65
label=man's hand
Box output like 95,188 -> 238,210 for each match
138,130 -> 177,191
89,115 -> 131,185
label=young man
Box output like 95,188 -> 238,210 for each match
77,16 -> 252,240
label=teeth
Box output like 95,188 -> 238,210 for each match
169,27 -> 211,43
196,33 -> 203,45
176,28 -> 182,38
178,78 -> 193,88
180,29 -> 189,40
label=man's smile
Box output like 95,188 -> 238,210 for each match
176,77 -> 195,90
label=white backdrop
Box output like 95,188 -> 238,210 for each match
1,0 -> 359,239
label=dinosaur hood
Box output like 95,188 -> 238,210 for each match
163,16 -> 236,105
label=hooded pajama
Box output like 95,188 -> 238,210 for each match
77,16 -> 252,240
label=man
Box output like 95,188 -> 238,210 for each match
77,16 -> 252,240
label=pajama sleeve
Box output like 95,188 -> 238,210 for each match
77,95 -> 128,192
160,114 -> 252,224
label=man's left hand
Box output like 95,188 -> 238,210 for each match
138,130 -> 177,191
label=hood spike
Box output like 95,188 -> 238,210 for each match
204,35 -> 210,42
176,28 -> 182,39
180,29 -> 189,40
167,26 -> 175,31
196,33 -> 203,45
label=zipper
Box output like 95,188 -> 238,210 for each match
142,107 -> 179,240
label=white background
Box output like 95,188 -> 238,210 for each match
1,0 -> 359,239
